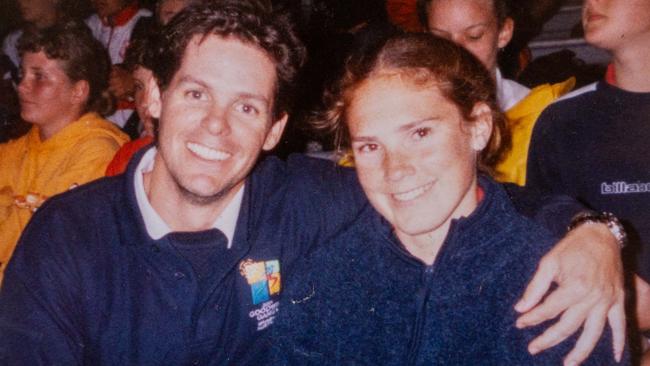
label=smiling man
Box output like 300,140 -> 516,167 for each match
0,2 -> 365,363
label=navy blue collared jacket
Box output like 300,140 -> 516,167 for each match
0,148 -> 366,365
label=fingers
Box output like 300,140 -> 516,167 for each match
527,303 -> 590,355
607,296 -> 626,362
562,305 -> 608,366
515,257 -> 557,313
517,285 -> 575,328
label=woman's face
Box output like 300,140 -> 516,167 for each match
425,0 -> 512,74
347,73 -> 491,248
18,51 -> 84,138
582,0 -> 650,52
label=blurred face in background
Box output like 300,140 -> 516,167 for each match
425,0 -> 513,75
91,0 -> 127,19
582,0 -> 650,53
157,0 -> 192,25
133,65 -> 155,136
18,51 -> 86,140
18,0 -> 59,28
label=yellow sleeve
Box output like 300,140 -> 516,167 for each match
50,135 -> 124,194
494,78 -> 575,186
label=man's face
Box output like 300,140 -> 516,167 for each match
148,35 -> 287,207
583,0 -> 650,52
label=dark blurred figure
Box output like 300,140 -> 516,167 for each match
0,53 -> 25,143
274,0 -> 392,157
518,49 -> 606,89
501,0 -> 563,78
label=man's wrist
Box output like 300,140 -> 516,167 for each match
568,211 -> 627,249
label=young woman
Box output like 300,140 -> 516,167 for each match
0,21 -> 128,283
417,0 -> 573,185
272,33 -> 622,365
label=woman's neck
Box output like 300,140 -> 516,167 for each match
612,41 -> 650,92
396,178 -> 480,266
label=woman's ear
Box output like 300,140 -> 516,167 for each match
469,102 -> 493,151
497,17 -> 514,49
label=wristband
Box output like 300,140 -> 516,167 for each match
568,211 -> 627,249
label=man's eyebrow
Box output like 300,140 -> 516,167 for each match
178,75 -> 210,89
177,75 -> 270,104
237,92 -> 270,105
351,135 -> 376,143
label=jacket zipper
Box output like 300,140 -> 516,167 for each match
406,264 -> 435,366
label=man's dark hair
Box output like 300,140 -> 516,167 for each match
154,0 -> 306,120
17,21 -> 114,116
416,0 -> 511,30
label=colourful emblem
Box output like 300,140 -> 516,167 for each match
240,259 -> 281,305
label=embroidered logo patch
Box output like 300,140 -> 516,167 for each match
239,259 -> 281,305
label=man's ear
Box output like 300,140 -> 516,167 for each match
262,113 -> 289,151
145,76 -> 163,119
72,80 -> 90,106
469,102 -> 493,152
497,17 -> 514,49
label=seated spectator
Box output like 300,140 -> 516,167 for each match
527,1 -> 650,363
273,33 -> 625,365
417,0 -> 575,185
105,33 -> 157,176
85,0 -> 151,128
119,0 -> 199,139
0,21 -> 128,284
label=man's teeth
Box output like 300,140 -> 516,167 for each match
187,142 -> 230,161
393,183 -> 432,202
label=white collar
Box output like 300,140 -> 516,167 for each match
495,68 -> 530,111
133,147 -> 243,248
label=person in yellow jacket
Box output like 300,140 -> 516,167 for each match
418,0 -> 574,185
0,21 -> 128,284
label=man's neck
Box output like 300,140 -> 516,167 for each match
612,41 -> 650,92
144,165 -> 238,233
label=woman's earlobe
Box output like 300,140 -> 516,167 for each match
470,102 -> 493,151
